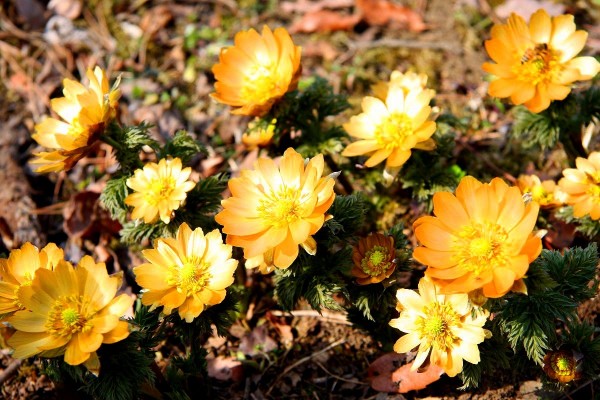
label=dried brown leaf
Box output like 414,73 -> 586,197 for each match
368,353 -> 444,393
207,356 -> 244,382
355,0 -> 426,32
290,10 -> 361,33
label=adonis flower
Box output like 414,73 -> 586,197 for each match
133,223 -> 237,322
517,174 -> 565,208
558,152 -> 600,220
390,277 -> 490,377
543,349 -> 583,383
125,157 -> 196,224
211,26 -> 302,117
31,66 -> 121,172
7,257 -> 133,369
483,9 -> 600,113
351,233 -> 396,285
215,148 -> 336,273
0,243 -> 65,317
371,70 -> 435,102
342,86 -> 436,169
242,118 -> 276,150
413,176 -> 542,298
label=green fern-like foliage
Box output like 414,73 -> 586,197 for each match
274,249 -> 350,312
100,175 -> 130,224
400,124 -> 465,205
158,130 -> 205,164
102,122 -> 158,174
270,76 -> 350,157
493,244 -> 598,365
511,85 -> 600,159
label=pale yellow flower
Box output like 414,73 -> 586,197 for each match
125,157 -> 196,224
558,152 -> 600,220
31,66 -> 121,172
211,26 -> 302,117
342,87 -> 436,169
0,243 -> 66,317
7,257 -> 133,370
516,174 -> 564,208
371,70 -> 435,102
215,148 -> 336,273
483,9 -> 600,113
133,223 -> 238,322
242,118 -> 276,150
390,277 -> 490,377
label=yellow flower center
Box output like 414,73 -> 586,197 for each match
46,296 -> 91,337
375,112 -> 413,150
555,356 -> 571,373
453,222 -> 509,276
145,177 -> 176,205
514,43 -> 562,85
167,257 -> 211,297
257,186 -> 305,229
361,246 -> 391,277
240,64 -> 282,106
417,302 -> 459,351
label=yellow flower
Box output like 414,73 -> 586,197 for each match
483,9 -> 600,113
7,256 -> 133,369
390,277 -> 490,377
517,174 -> 565,208
558,152 -> 600,220
215,148 -> 336,273
413,176 -> 542,298
371,70 -> 435,102
351,233 -> 396,285
211,26 -> 302,117
242,118 -> 276,150
125,157 -> 196,224
31,66 -> 121,172
342,86 -> 436,169
0,243 -> 66,317
133,223 -> 238,323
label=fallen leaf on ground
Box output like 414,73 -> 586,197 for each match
368,353 -> 444,393
239,324 -> 278,356
355,0 -> 426,32
207,356 -> 244,382
290,10 -> 361,33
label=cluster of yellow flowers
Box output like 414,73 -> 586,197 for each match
21,8 -> 599,383
0,243 -> 133,373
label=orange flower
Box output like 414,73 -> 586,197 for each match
390,277 -> 490,377
242,118 -> 276,150
483,9 -> 600,113
134,223 -> 237,323
351,233 -> 396,285
0,243 -> 66,317
125,157 -> 196,224
558,152 -> 600,220
371,70 -> 435,102
413,176 -> 542,298
211,26 -> 302,117
31,66 -> 121,172
7,257 -> 132,371
215,148 -> 336,273
543,349 -> 583,383
342,87 -> 436,169
516,174 -> 565,208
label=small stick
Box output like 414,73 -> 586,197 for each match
0,359 -> 22,386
